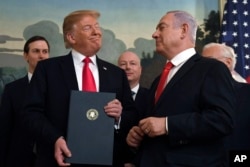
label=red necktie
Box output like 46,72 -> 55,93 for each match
82,57 -> 96,92
155,62 -> 173,103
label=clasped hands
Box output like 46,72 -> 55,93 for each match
54,99 -> 122,166
126,117 -> 167,148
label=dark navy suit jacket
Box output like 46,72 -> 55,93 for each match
137,54 -> 236,167
0,75 -> 35,167
21,53 -> 137,167
224,82 -> 250,166
135,86 -> 149,120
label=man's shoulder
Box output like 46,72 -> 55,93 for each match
192,54 -> 222,65
138,86 -> 149,95
97,58 -> 122,71
139,86 -> 149,91
2,75 -> 28,95
36,54 -> 71,69
43,54 -> 70,63
5,75 -> 28,88
191,54 -> 228,71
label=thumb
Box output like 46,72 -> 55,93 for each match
61,142 -> 72,157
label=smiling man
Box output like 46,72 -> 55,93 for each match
21,10 -> 136,167
118,51 -> 149,118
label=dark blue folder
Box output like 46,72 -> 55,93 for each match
66,90 -> 115,165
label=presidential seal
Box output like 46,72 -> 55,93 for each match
86,109 -> 99,120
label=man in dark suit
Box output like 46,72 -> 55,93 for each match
118,51 -> 149,119
202,42 -> 247,83
0,36 -> 50,167
126,10 -> 236,167
226,83 -> 250,148
202,42 -> 250,166
21,10 -> 136,167
118,51 -> 149,166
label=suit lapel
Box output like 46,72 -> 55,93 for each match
59,53 -> 79,90
96,57 -> 109,92
155,54 -> 201,106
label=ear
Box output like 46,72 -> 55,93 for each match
180,23 -> 188,39
23,52 -> 29,63
225,57 -> 233,69
66,32 -> 76,44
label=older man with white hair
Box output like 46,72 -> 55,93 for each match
202,42 -> 247,83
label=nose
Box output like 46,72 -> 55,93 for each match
39,52 -> 49,59
125,64 -> 132,69
152,31 -> 158,39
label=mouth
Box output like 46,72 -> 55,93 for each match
155,40 -> 161,44
90,37 -> 101,41
126,72 -> 133,76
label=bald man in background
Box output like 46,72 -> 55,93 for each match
118,51 -> 149,119
202,43 -> 246,83
118,51 -> 149,166
202,43 -> 250,166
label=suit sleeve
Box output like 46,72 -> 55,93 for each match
0,85 -> 13,166
21,62 -> 62,146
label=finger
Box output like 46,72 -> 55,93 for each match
128,127 -> 144,146
106,99 -> 120,106
134,126 -> 145,137
126,136 -> 139,147
112,99 -> 120,104
62,145 -> 72,158
139,118 -> 148,128
55,151 -> 71,166
55,141 -> 72,166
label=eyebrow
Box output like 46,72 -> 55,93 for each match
156,22 -> 168,29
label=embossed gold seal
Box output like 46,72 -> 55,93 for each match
86,109 -> 99,120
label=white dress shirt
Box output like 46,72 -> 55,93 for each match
28,72 -> 32,82
71,49 -> 100,91
131,84 -> 139,100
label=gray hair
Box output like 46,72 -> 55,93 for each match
167,10 -> 198,44
203,42 -> 237,70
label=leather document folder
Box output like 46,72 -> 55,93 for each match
66,90 -> 115,165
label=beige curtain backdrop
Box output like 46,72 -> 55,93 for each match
219,0 -> 226,21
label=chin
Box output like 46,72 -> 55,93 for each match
155,48 -> 164,55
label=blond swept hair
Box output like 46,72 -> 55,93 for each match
63,10 -> 100,48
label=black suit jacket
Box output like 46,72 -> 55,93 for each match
21,53 -> 137,167
224,82 -> 250,166
127,86 -> 149,163
137,54 -> 236,167
0,75 -> 35,167
134,86 -> 149,120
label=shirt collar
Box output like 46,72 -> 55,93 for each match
71,49 -> 97,66
170,48 -> 196,66
28,72 -> 32,82
131,84 -> 140,94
